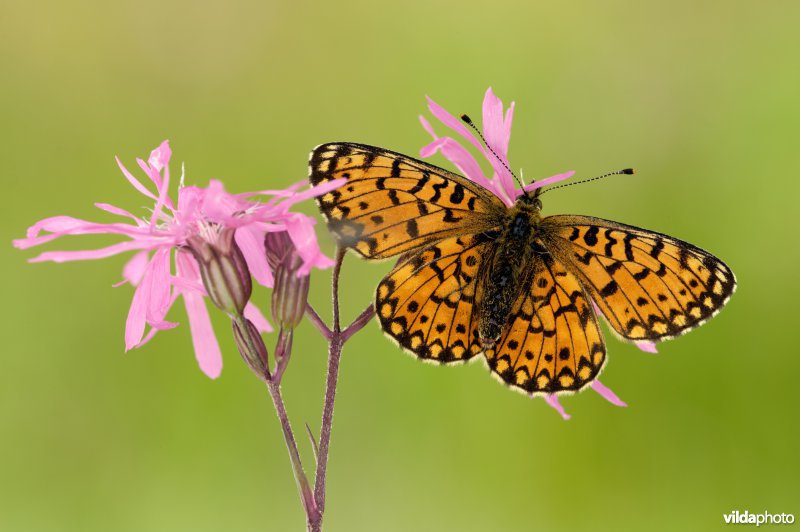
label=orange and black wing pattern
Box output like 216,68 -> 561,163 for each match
541,215 -> 736,342
308,143 -> 504,259
484,251 -> 606,394
375,233 -> 494,363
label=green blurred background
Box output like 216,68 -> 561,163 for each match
2,1 -> 799,530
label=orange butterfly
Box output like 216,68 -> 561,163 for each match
308,96 -> 735,397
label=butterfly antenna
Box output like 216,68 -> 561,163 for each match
539,168 -> 635,195
461,114 -> 526,189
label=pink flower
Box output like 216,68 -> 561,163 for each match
419,87 -> 576,207
419,89 -> 639,419
14,140 -> 343,378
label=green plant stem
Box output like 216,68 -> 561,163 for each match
266,379 -> 319,528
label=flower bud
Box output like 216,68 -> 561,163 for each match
232,317 -> 270,381
265,232 -> 310,329
186,226 -> 252,316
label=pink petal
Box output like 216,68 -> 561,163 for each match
124,248 -> 177,350
522,170 -> 576,193
421,137 -> 495,194
149,153 -> 172,229
123,250 -> 150,285
419,137 -> 447,158
503,101 -> 515,152
200,180 -> 243,225
426,96 -> 484,153
245,180 -> 305,200
144,247 -> 173,324
172,250 -> 205,292
182,289 -> 222,379
17,215 -> 142,246
419,114 -> 438,138
177,252 -> 222,378
148,140 -> 171,173
176,185 -> 204,218
244,302 -> 273,333
273,179 -> 348,212
171,274 -> 204,294
236,226 -> 274,287
94,203 -> 142,223
545,395 -> 571,420
592,379 -> 627,407
482,87 -> 508,155
479,88 -> 517,199
635,341 -> 658,353
134,304 -> 179,348
15,215 -> 160,251
137,158 -> 163,190
116,156 -> 158,202
285,213 -> 334,275
28,239 -> 163,263
125,273 -> 150,350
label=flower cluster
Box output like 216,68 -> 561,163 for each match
14,140 -> 343,378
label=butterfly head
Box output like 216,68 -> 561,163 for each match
516,189 -> 543,212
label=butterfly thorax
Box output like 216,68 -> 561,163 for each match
478,203 -> 542,348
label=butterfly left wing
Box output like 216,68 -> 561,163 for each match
309,143 -> 505,259
376,233 -> 494,363
484,251 -> 606,394
540,215 -> 736,342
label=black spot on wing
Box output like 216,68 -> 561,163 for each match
449,184 -> 465,204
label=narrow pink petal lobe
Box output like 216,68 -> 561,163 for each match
123,250 -> 150,285
545,395 -> 571,420
285,214 -> 334,275
421,137 -> 494,192
635,341 -> 658,353
116,157 -> 158,201
125,274 -> 150,350
522,171 -> 576,193
592,379 -> 627,407
419,115 -> 438,138
177,252 -> 222,378
144,247 -> 173,324
426,96 -> 484,153
236,226 -> 274,287
182,289 -> 223,379
244,302 -> 273,333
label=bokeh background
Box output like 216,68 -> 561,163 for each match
2,1 -> 799,531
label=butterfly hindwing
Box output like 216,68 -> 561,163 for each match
309,143 -> 504,259
485,251 -> 606,394
541,215 -> 736,342
375,233 -> 494,363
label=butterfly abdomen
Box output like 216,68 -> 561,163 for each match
478,210 -> 539,347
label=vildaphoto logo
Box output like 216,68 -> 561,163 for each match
724,510 -> 795,526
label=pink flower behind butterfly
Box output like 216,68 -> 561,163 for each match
419,87 -> 575,207
418,88 -> 643,419
14,140 -> 343,378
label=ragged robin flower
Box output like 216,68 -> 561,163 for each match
14,140 -> 343,378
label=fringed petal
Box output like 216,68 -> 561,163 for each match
545,395 -> 571,420
592,379 -> 627,407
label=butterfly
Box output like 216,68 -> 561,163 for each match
309,142 -> 736,395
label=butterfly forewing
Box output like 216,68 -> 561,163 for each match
309,143 -> 505,259
541,215 -> 736,342
485,252 -> 606,394
376,233 -> 494,363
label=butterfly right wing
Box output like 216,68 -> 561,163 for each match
375,233 -> 495,363
309,143 -> 505,259
540,215 -> 736,342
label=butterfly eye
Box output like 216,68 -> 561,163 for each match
533,198 -> 542,210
